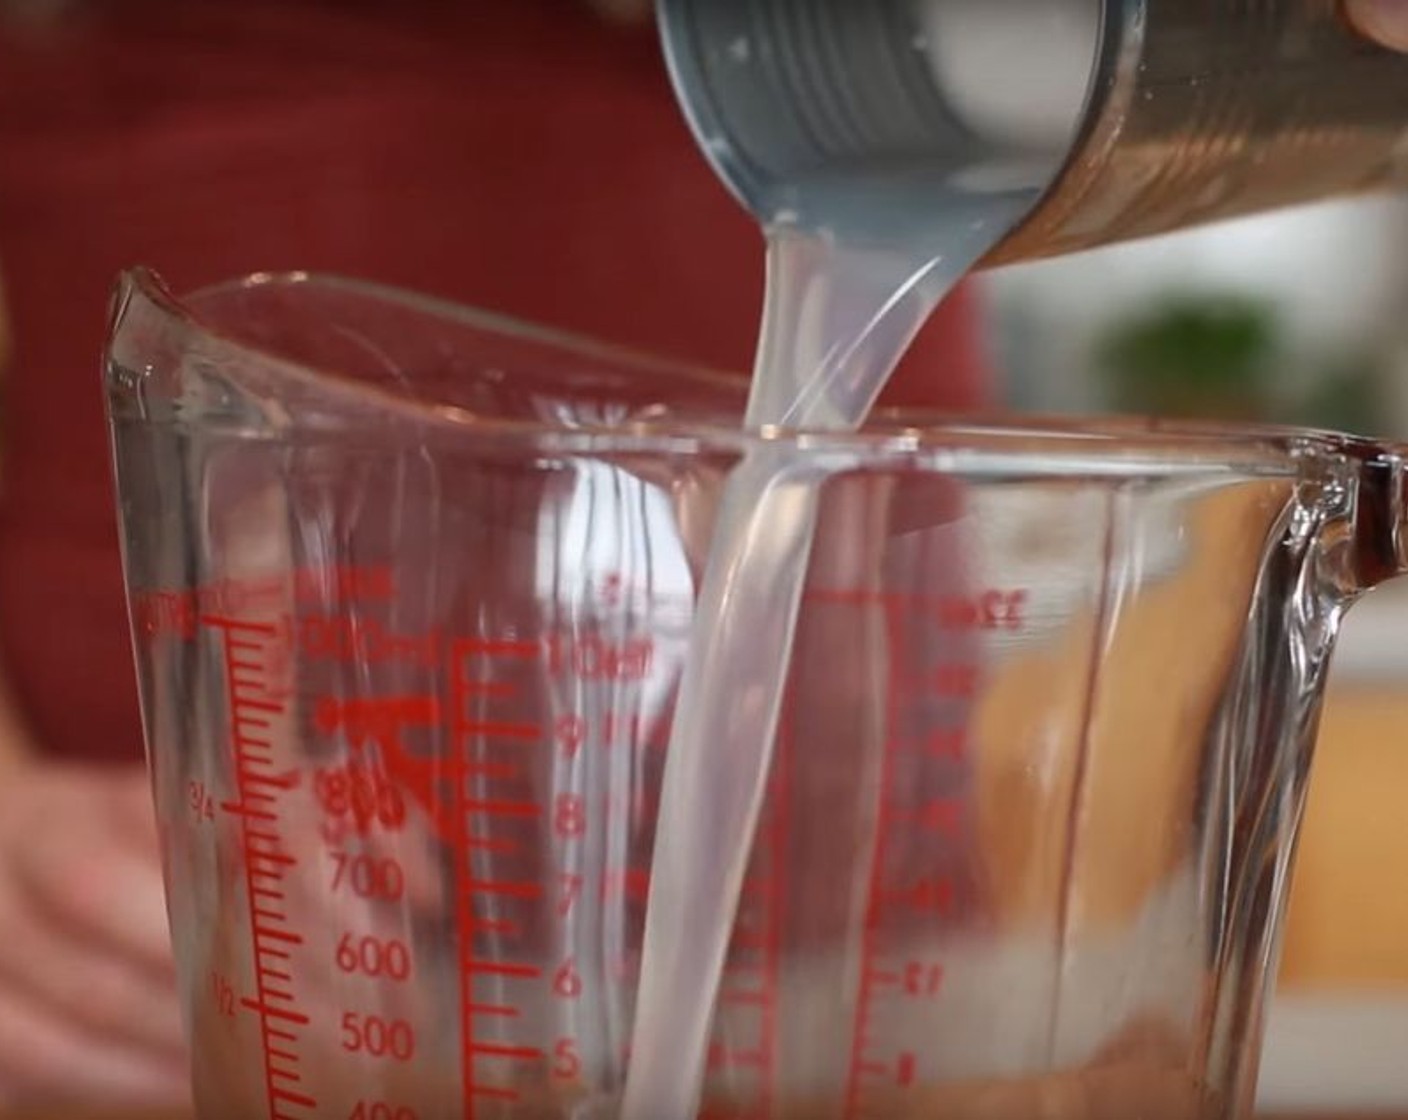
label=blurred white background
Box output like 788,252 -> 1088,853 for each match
982,194 -> 1408,1114
983,194 -> 1408,431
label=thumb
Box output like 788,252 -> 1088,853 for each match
1346,0 -> 1408,51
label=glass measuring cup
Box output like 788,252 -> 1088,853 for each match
105,267 -> 1403,1119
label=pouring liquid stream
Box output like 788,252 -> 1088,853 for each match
621,191 -> 1037,1118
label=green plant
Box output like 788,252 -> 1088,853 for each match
1095,293 -> 1279,420
1093,291 -> 1389,434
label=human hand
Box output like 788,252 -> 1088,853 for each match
1347,0 -> 1408,50
0,763 -> 189,1108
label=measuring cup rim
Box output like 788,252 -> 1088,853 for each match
110,265 -> 1390,471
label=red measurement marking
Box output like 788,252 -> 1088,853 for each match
552,1038 -> 582,1081
466,917 -> 521,938
468,1086 -> 520,1101
730,926 -> 768,951
463,760 -> 521,780
297,615 -> 442,669
466,834 -> 518,854
242,771 -> 301,792
600,867 -> 650,905
545,633 -> 654,681
205,616 -> 315,1120
552,959 -> 582,999
448,634 -> 551,1118
918,799 -> 963,836
864,962 -> 945,998
140,569 -> 393,642
866,968 -> 900,988
897,1053 -> 916,1085
747,687 -> 791,1115
905,962 -> 945,998
314,695 -> 445,836
710,686 -> 792,1112
202,615 -> 279,635
268,1088 -> 318,1117
844,603 -> 917,1120
188,781 -> 215,823
463,638 -> 540,658
708,1046 -> 768,1071
460,720 -> 540,740
312,758 -> 407,837
254,927 -> 304,946
468,1042 -> 544,1061
222,800 -> 278,822
462,878 -> 541,900
313,641 -> 546,847
738,878 -> 774,901
314,696 -> 440,741
241,998 -> 310,1025
464,799 -> 540,819
878,794 -> 968,839
210,970 -> 236,1018
459,680 -> 515,698
802,587 -> 1028,631
915,727 -> 966,761
287,564 -> 395,603
928,663 -> 980,700
886,876 -> 955,916
467,1003 -> 519,1018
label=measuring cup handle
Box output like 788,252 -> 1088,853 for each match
1338,450 -> 1408,591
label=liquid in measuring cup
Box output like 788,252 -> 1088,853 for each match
109,248 -> 1290,1118
622,197 -> 1056,1117
627,2 -> 1117,1107
152,555 -> 1214,1120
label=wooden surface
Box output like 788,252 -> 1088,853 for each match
1278,685 -> 1408,989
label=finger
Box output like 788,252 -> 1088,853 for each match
0,976 -> 190,1110
1345,0 -> 1408,50
0,879 -> 186,1057
18,828 -> 174,977
5,933 -> 186,1059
